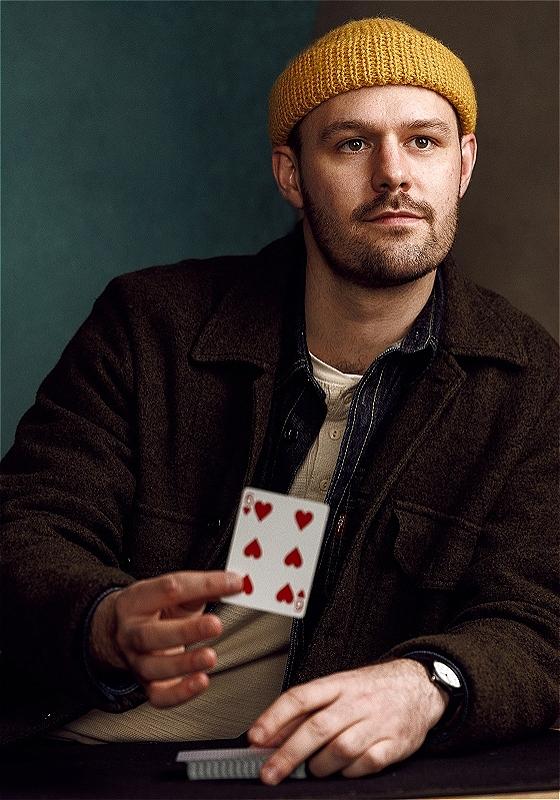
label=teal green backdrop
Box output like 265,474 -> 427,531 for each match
1,0 -> 317,454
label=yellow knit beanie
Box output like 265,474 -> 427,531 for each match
268,17 -> 477,145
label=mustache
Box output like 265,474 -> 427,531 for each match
352,194 -> 435,225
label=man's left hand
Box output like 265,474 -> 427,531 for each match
248,658 -> 448,784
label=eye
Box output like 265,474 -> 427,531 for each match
413,136 -> 433,150
339,138 -> 368,153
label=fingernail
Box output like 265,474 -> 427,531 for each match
249,725 -> 264,744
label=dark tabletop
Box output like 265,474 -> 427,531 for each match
1,731 -> 558,800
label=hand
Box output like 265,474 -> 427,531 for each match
248,658 -> 448,784
89,570 -> 243,707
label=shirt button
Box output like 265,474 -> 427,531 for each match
329,428 -> 340,440
319,479 -> 328,491
343,393 -> 352,405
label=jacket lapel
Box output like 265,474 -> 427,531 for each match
356,255 -> 528,524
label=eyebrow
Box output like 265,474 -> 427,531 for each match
318,117 -> 454,142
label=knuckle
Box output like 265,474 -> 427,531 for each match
202,572 -> 219,597
308,711 -> 333,740
159,574 -> 181,604
284,687 -> 307,714
329,735 -> 356,761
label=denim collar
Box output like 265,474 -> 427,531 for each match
277,262 -> 444,391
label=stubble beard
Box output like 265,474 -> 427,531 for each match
301,183 -> 459,290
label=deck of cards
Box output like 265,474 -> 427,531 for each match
176,747 -> 306,780
222,487 -> 329,618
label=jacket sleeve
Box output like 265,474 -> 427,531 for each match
1,278 -> 140,705
384,369 -> 560,752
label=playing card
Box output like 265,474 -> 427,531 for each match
221,487 -> 329,618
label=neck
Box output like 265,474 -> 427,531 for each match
304,237 -> 437,375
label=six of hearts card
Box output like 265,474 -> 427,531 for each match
222,487 -> 330,618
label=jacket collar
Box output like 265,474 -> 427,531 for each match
189,226 -> 305,369
440,255 -> 528,367
190,227 -> 527,370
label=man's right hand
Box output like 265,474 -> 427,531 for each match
89,571 -> 243,707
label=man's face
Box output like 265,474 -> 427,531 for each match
282,85 -> 475,289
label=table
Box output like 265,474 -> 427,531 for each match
0,730 -> 558,799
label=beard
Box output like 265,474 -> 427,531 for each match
301,182 -> 459,289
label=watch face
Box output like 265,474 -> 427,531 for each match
433,660 -> 461,689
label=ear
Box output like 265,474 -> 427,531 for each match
459,133 -> 477,198
271,146 -> 304,209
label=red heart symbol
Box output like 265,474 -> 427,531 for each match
242,575 -> 253,595
242,506 -> 250,515
284,547 -> 303,568
276,583 -> 294,604
297,590 -> 305,598
243,538 -> 262,559
255,501 -> 272,521
295,510 -> 313,530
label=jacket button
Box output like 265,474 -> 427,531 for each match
41,712 -> 52,721
284,428 -> 299,442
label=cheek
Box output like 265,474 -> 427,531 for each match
304,161 -> 365,204
419,163 -> 460,208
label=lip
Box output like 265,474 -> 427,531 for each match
368,212 -> 424,225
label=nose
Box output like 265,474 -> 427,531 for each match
370,138 -> 411,194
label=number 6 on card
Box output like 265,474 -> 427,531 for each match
221,487 -> 330,618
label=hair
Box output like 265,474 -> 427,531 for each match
286,120 -> 303,159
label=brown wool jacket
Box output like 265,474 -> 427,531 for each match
1,228 -> 558,748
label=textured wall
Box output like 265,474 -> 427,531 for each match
315,1 -> 559,340
1,0 -> 318,454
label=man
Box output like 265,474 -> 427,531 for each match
1,17 -> 558,785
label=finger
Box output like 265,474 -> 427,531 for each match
132,646 -> 217,683
124,571 -> 243,615
256,712 -> 310,748
125,613 -> 223,653
160,602 -> 206,619
308,720 -> 376,778
146,672 -> 210,708
259,704 -> 347,786
341,738 -> 402,778
249,676 -> 340,745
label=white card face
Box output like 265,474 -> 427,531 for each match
221,487 -> 329,618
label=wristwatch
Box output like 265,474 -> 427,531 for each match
404,653 -> 464,696
405,654 -> 465,730
428,659 -> 464,697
